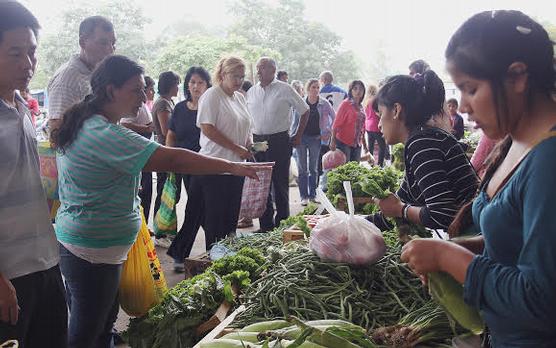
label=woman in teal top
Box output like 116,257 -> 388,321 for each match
51,55 -> 262,348
401,11 -> 556,347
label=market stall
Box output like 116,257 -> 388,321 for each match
124,164 -> 483,348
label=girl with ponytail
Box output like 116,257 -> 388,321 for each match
402,10 -> 556,346
368,69 -> 479,231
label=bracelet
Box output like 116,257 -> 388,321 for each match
402,204 -> 411,220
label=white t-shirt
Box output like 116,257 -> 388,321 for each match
121,103 -> 152,126
0,97 -> 59,280
47,54 -> 93,120
197,86 -> 252,162
246,79 -> 309,135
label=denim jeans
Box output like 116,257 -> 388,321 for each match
59,244 -> 121,348
295,135 -> 321,199
336,139 -> 362,162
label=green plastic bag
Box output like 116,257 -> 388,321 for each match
153,173 -> 177,236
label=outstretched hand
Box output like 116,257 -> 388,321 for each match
230,162 -> 274,180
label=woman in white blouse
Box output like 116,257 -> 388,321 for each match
167,56 -> 255,268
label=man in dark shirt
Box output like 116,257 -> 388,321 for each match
447,98 -> 465,140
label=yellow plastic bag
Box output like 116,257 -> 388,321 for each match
119,208 -> 168,317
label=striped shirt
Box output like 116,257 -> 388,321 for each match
55,115 -> 159,257
47,55 -> 92,120
0,97 -> 59,279
374,127 -> 479,230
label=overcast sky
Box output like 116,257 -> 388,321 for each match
21,0 -> 556,78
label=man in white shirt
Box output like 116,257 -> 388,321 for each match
247,57 -> 309,231
0,2 -> 67,346
47,15 -> 115,133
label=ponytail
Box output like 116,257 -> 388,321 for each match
50,96 -> 98,153
375,70 -> 445,131
421,70 -> 445,120
447,136 -> 512,238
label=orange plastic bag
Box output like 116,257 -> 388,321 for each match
119,208 -> 168,317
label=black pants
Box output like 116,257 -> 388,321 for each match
167,174 -> 244,261
367,131 -> 387,166
254,132 -> 292,231
174,173 -> 193,204
139,171 -> 152,223
0,265 -> 68,348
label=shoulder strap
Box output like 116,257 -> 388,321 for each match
491,130 -> 556,199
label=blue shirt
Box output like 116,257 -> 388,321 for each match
466,136 -> 556,347
168,100 -> 201,152
55,115 -> 159,248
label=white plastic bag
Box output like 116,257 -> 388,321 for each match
309,182 -> 386,265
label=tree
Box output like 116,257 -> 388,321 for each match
151,34 -> 281,82
228,0 -> 359,84
31,0 -> 151,89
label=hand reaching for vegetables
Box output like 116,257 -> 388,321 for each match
0,274 -> 18,325
401,239 -> 474,284
374,194 -> 404,218
401,239 -> 445,276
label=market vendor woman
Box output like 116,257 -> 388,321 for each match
368,70 -> 478,231
402,10 -> 556,346
51,55 -> 263,348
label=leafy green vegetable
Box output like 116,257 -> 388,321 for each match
125,247 -> 267,347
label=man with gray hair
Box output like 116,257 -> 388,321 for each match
247,57 -> 310,232
47,15 -> 116,132
319,70 -> 347,112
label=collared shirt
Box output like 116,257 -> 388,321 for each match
247,79 -> 309,135
47,54 -> 93,120
0,97 -> 59,280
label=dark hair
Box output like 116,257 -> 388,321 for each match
446,10 -> 556,134
144,76 -> 155,88
79,16 -> 113,40
448,136 -> 511,237
408,59 -> 430,75
183,66 -> 211,101
51,55 -> 144,152
157,71 -> 180,96
241,80 -> 253,92
447,98 -> 459,107
0,1 -> 40,44
347,80 -> 366,104
277,70 -> 288,80
374,71 -> 445,130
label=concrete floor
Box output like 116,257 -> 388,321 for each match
115,177 -> 304,346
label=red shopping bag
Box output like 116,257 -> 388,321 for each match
238,164 -> 273,219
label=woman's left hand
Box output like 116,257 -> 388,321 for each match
374,194 -> 404,218
401,239 -> 447,276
